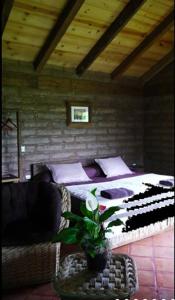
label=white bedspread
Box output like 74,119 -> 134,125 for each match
67,173 -> 173,206
67,173 -> 174,248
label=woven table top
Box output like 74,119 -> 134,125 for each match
53,252 -> 139,300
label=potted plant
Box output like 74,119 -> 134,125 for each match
53,188 -> 123,271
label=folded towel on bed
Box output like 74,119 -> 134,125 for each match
101,187 -> 134,199
159,179 -> 174,187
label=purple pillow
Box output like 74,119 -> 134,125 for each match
95,156 -> 133,178
47,162 -> 91,184
83,164 -> 105,178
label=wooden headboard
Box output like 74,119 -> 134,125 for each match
30,153 -> 123,177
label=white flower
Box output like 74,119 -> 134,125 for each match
86,192 -> 98,211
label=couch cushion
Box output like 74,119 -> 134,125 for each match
2,182 -> 62,246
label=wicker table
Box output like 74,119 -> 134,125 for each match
53,252 -> 139,300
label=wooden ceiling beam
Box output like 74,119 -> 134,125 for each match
33,0 -> 85,72
141,50 -> 174,84
2,0 -> 14,35
111,10 -> 174,79
76,0 -> 146,76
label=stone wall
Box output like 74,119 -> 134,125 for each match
2,60 -> 143,180
143,63 -> 174,175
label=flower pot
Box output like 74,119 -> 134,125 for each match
85,250 -> 108,272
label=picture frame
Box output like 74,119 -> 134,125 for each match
66,102 -> 91,127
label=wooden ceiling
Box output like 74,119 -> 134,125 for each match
2,0 -> 174,83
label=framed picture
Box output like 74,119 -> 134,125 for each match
66,102 -> 91,127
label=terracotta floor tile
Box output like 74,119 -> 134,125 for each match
130,286 -> 158,300
2,291 -> 31,300
112,244 -> 129,254
130,244 -> 153,257
2,287 -> 34,300
154,246 -> 174,258
26,295 -> 58,300
156,272 -> 174,289
158,288 -> 175,300
60,244 -> 80,256
137,270 -> 155,287
2,295 -> 26,300
153,232 -> 174,247
155,258 -> 174,272
156,229 -> 174,239
31,283 -> 55,296
132,256 -> 154,271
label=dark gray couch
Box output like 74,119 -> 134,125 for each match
2,181 -> 62,246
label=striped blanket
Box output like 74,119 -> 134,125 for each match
67,173 -> 174,248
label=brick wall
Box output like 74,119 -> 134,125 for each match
143,63 -> 174,175
2,60 -> 143,180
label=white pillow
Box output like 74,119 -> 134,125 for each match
95,156 -> 132,178
47,162 -> 91,184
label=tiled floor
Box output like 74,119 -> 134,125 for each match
2,228 -> 174,300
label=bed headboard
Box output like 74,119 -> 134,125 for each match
31,154 -> 123,177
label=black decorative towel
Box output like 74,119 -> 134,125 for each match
101,188 -> 134,199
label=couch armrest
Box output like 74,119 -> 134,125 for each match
56,184 -> 71,232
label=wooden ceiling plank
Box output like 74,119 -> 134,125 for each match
2,0 -> 14,35
33,0 -> 85,72
111,10 -> 174,79
76,0 -> 146,75
141,50 -> 174,84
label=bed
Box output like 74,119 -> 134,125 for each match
31,158 -> 174,249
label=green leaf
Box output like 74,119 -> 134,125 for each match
86,248 -> 97,258
52,227 -> 80,244
94,208 -> 100,223
90,188 -> 97,197
99,206 -> 121,222
62,211 -> 83,222
80,202 -> 93,219
83,217 -> 100,239
107,219 -> 124,228
80,202 -> 86,216
80,233 -> 92,241
104,228 -> 112,233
